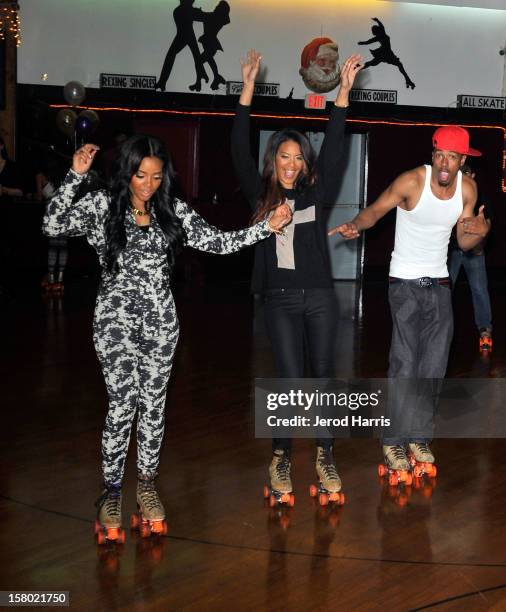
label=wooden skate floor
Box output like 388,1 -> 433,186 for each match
2,275 -> 506,612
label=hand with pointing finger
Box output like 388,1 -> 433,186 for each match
328,221 -> 360,240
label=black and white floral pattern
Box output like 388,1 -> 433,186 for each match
43,169 -> 271,484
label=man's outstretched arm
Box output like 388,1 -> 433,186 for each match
328,170 -> 417,240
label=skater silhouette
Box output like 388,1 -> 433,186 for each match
156,0 -> 208,92
358,18 -> 415,89
190,0 -> 231,92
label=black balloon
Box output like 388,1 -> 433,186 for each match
78,109 -> 99,130
56,108 -> 77,137
63,81 -> 85,106
75,115 -> 92,134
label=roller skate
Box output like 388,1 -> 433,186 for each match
130,473 -> 168,538
263,449 -> 294,507
378,445 -> 413,486
42,272 -> 56,295
407,442 -> 437,478
51,270 -> 64,295
479,328 -> 492,353
94,484 -> 125,545
309,446 -> 345,506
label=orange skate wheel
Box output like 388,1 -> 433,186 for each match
388,473 -> 398,486
96,530 -> 106,545
405,473 -> 413,486
288,494 -> 295,507
130,513 -> 140,529
378,464 -> 387,477
331,492 -> 345,505
319,492 -> 329,506
269,494 -> 276,508
263,486 -> 270,499
309,484 -> 318,497
161,520 -> 168,535
413,465 -> 423,478
151,520 -> 166,535
140,522 -> 151,538
428,464 -> 437,477
117,529 -> 126,544
94,520 -> 101,535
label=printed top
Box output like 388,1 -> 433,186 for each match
231,103 -> 347,292
43,169 -> 272,336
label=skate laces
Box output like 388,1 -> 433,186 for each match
412,442 -> 431,456
317,449 -> 338,479
274,453 -> 291,482
138,480 -> 162,511
390,445 -> 407,461
96,485 -> 121,517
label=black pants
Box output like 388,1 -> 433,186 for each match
384,278 -> 453,445
264,288 -> 338,452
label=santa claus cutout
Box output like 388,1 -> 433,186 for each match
299,37 -> 340,93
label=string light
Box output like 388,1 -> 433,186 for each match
49,103 -> 506,192
0,2 -> 21,47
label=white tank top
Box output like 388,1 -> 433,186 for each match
389,165 -> 463,279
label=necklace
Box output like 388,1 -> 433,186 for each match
131,203 -> 150,216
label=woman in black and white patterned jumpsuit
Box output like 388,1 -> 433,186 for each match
43,136 -> 291,540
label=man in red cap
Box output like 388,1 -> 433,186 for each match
329,125 -> 488,478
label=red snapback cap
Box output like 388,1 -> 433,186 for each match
432,126 -> 481,157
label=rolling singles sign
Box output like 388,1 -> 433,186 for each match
100,73 -> 157,90
457,95 -> 506,110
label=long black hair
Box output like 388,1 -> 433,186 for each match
253,129 -> 317,223
104,134 -> 186,274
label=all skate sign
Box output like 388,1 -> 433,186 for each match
457,95 -> 506,110
100,73 -> 157,90
227,81 -> 280,97
350,88 -> 397,104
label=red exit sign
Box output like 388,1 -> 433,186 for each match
304,93 -> 327,109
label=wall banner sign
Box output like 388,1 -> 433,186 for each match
100,73 -> 156,90
350,88 -> 397,104
226,81 -> 280,97
457,95 -> 505,110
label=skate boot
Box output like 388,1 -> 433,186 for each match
408,442 -> 437,478
378,445 -> 413,486
130,473 -> 168,537
310,446 -> 345,506
263,449 -> 294,507
479,328 -> 492,353
94,484 -> 125,544
43,272 -> 56,294
53,270 -> 64,294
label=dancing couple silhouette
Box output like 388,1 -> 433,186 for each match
156,0 -> 231,92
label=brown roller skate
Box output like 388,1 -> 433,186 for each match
263,449 -> 294,507
94,484 -> 125,544
479,328 -> 492,353
378,445 -> 413,486
130,473 -> 168,538
309,446 -> 345,506
408,442 -> 437,478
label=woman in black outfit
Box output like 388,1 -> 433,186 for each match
231,50 -> 362,502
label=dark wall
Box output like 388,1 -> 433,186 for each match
364,122 -> 505,269
14,84 -> 506,283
